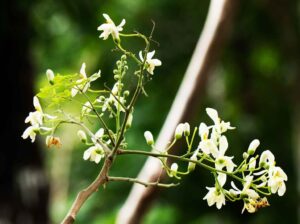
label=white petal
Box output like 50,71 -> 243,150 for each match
33,96 -> 42,112
83,148 -> 92,160
147,51 -> 155,60
278,183 -> 286,196
206,108 -> 219,124
94,155 -> 101,164
219,135 -> 228,155
199,123 -> 209,139
151,59 -> 162,66
139,51 -> 144,61
118,19 -> 126,29
103,13 -> 111,22
217,173 -> 227,187
80,63 -> 87,78
71,88 -> 78,97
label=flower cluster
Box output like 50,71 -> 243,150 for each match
143,108 -> 288,213
22,96 -> 56,143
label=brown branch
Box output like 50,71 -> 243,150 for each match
117,0 -> 237,223
61,156 -> 113,224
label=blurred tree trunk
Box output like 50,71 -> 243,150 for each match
1,0 -> 50,223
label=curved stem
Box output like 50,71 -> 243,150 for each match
118,149 -> 244,182
108,176 -> 179,188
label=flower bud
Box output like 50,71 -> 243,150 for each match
121,55 -> 127,61
144,131 -> 154,146
77,130 -> 87,143
46,69 -> 55,85
247,139 -> 260,155
170,163 -> 178,177
126,113 -> 133,129
188,150 -> 198,172
123,90 -> 130,97
175,123 -> 184,140
183,122 -> 190,137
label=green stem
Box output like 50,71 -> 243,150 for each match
80,90 -> 115,146
118,149 -> 244,183
107,176 -> 179,188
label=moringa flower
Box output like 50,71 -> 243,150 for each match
206,108 -> 234,134
268,166 -> 287,196
214,136 -> 236,186
25,111 -> 43,127
97,13 -> 125,41
83,144 -> 105,164
259,150 -> 275,168
203,186 -> 226,209
139,51 -> 162,75
71,63 -> 100,97
22,126 -> 39,142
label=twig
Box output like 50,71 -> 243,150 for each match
108,176 -> 179,188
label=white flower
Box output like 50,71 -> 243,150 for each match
169,163 -> 178,177
71,63 -> 100,97
230,176 -> 259,200
215,136 -> 236,186
77,130 -> 87,143
144,131 -> 154,146
102,83 -> 126,112
46,69 -> 55,85
139,51 -> 162,75
82,101 -> 92,115
198,123 -> 219,157
83,144 -> 105,164
259,150 -> 275,168
22,126 -> 39,142
247,139 -> 260,155
25,111 -> 43,127
203,187 -> 226,209
198,140 -> 218,158
206,108 -> 234,133
268,166 -> 287,196
95,128 -> 104,139
97,13 -> 125,41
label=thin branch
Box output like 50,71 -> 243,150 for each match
117,1 -> 237,223
61,155 -> 113,224
108,176 -> 179,188
117,149 -> 244,182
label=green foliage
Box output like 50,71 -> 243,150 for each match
38,74 -> 78,107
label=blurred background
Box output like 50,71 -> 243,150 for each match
2,0 -> 299,223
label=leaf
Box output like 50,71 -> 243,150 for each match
37,74 -> 79,108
